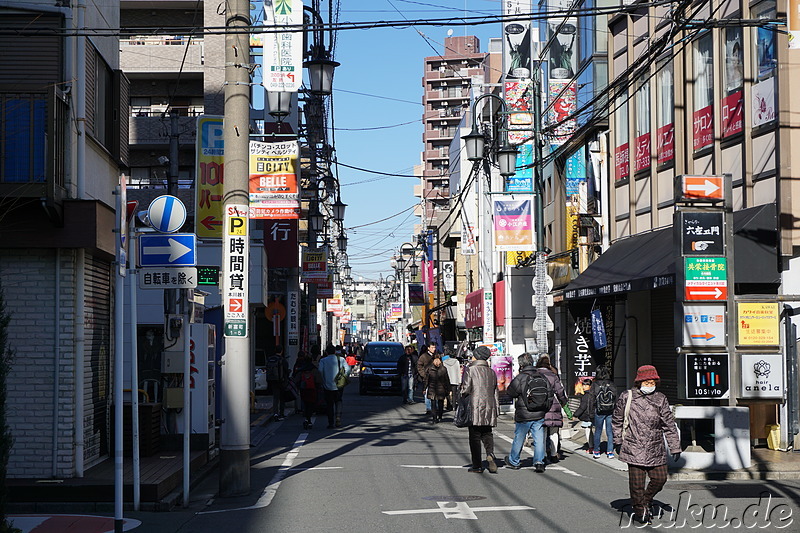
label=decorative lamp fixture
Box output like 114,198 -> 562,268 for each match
409,261 -> 419,278
304,57 -> 340,96
266,90 -> 292,118
343,264 -> 352,278
396,255 -> 408,271
309,208 -> 324,233
336,231 -> 348,252
463,124 -> 485,162
332,196 -> 347,223
498,142 -> 520,177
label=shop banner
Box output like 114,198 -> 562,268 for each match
408,283 -> 425,306
693,104 -> 714,151
262,0 -> 303,92
493,197 -> 535,251
465,289 -> 483,329
301,248 -> 328,282
656,124 -> 674,166
264,219 -> 298,267
249,140 -> 300,219
502,0 -> 533,79
721,90 -> 744,137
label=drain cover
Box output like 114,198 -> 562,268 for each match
422,495 -> 486,502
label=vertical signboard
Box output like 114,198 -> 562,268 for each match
223,204 -> 249,338
195,116 -> 225,239
262,0 -> 303,92
249,140 -> 300,219
287,291 -> 299,345
264,219 -> 298,267
492,197 -> 535,251
502,0 -> 533,79
483,290 -> 495,343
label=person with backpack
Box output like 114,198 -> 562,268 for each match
535,355 -> 571,463
265,345 -> 290,421
590,366 -> 617,458
319,344 -> 350,428
505,353 -> 552,473
612,365 -> 681,525
459,346 -> 500,473
293,354 -> 323,429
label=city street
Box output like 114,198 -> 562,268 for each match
112,383 -> 800,533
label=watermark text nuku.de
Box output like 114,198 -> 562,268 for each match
620,491 -> 793,529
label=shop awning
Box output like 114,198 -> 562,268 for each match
562,228 -> 674,299
561,203 -> 779,300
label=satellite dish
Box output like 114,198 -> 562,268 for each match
447,29 -> 453,36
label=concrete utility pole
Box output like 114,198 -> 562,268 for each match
219,0 -> 251,496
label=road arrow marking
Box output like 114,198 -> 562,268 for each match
686,179 -> 721,196
383,502 -> 535,520
142,238 -> 191,262
690,332 -> 716,341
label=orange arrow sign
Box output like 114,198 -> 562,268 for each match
683,176 -> 723,199
690,332 -> 717,341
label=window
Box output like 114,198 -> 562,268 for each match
721,26 -> 744,137
94,55 -> 113,149
752,1 -> 777,127
1,93 -> 46,183
656,59 -> 674,166
692,33 -> 714,151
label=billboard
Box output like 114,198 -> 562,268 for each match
249,140 -> 300,219
195,116 -> 225,239
492,197 -> 535,251
263,0 -> 303,92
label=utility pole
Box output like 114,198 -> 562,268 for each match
219,0 -> 251,496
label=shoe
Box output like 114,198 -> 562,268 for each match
586,448 -> 594,454
593,452 -> 601,459
487,455 -> 498,474
467,467 -> 484,473
607,452 -> 615,459
335,419 -> 342,428
548,455 -> 560,464
504,455 -> 521,470
534,463 -> 545,473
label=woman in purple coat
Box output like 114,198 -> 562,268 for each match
535,355 -> 571,463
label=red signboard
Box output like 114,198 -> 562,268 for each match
614,143 -> 629,181
633,133 -> 651,173
263,219 -> 298,267
693,105 -> 714,150
721,90 -> 744,138
685,285 -> 728,301
656,123 -> 674,165
316,281 -> 333,299
493,281 -> 506,327
465,289 -> 484,329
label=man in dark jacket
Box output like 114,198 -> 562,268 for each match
397,345 -> 419,405
417,341 -> 436,413
505,353 -> 549,473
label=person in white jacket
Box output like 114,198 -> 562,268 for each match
441,348 -> 461,411
319,345 -> 350,428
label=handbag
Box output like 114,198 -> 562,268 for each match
453,395 -> 472,428
334,357 -> 350,389
621,389 -> 633,440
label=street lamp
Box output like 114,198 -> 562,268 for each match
464,93 -> 519,177
336,231 -> 348,252
332,196 -> 347,223
266,90 -> 292,119
303,6 -> 339,96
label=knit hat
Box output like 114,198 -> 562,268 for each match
634,365 -> 660,383
473,346 -> 491,360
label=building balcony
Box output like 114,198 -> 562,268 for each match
424,150 -> 449,161
423,187 -> 450,200
413,184 -> 422,197
120,36 -> 204,73
129,115 -> 198,146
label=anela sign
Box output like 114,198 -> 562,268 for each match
741,353 -> 784,399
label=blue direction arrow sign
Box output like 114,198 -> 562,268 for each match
139,233 -> 196,267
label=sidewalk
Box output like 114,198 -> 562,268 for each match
559,422 -> 800,480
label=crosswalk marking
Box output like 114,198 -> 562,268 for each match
494,432 -> 584,477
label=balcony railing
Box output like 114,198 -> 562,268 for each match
121,35 -> 203,46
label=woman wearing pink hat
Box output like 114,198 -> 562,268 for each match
612,365 -> 681,525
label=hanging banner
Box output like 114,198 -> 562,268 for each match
262,0 -> 303,92
408,283 -> 425,306
442,261 -> 455,292
249,140 -> 300,219
301,248 -> 328,282
327,297 -> 343,316
390,302 -> 403,320
502,0 -> 533,79
264,219 -> 298,267
505,80 -> 533,145
195,116 -> 225,239
493,197 -> 535,251
316,280 -> 333,299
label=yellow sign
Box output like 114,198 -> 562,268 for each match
228,216 -> 247,236
737,302 -> 780,345
195,116 -> 225,239
506,250 -> 533,266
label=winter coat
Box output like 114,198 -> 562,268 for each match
293,362 -> 323,396
573,392 -> 592,422
538,367 -> 568,427
459,359 -> 499,427
425,363 -> 451,400
417,352 -> 433,384
442,356 -> 461,386
612,388 -> 681,467
506,367 -> 545,422
397,352 -> 419,378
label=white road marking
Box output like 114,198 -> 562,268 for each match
495,432 -> 584,477
287,466 -> 342,471
400,465 -> 466,469
383,501 -> 535,520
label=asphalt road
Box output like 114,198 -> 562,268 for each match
125,381 -> 800,532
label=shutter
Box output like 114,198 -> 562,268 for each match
650,288 -> 677,403
85,42 -> 96,136
0,15 -> 62,91
112,69 -> 130,166
83,253 -> 112,468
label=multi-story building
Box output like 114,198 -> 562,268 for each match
0,0 -> 126,478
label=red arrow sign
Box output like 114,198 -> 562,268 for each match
229,298 -> 243,313
201,215 -> 222,231
686,286 -> 727,300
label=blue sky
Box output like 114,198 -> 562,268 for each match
326,0 -> 503,280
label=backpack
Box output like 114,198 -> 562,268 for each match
299,370 -> 317,403
264,355 -> 284,382
334,357 -> 350,389
595,381 -> 617,415
524,370 -> 554,412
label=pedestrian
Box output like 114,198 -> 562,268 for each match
417,341 -> 436,414
425,353 -> 451,423
590,366 -> 617,458
612,365 -> 681,525
441,347 -> 461,410
319,344 -> 350,428
293,354 -> 323,429
505,353 -> 550,473
265,345 -> 290,421
535,355 -> 571,463
397,344 -> 418,405
459,346 -> 500,473
572,377 -> 595,454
